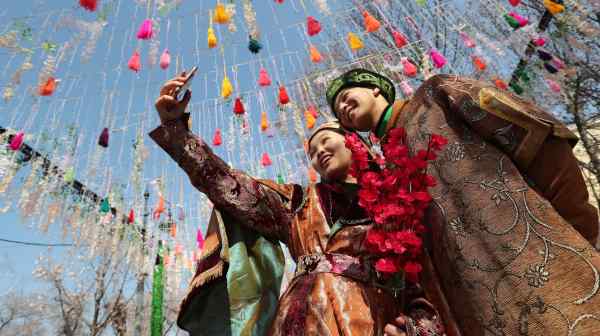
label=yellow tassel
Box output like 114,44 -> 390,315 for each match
221,75 -> 233,98
363,10 -> 381,32
260,111 -> 269,131
543,0 -> 565,15
208,27 -> 217,48
309,45 -> 323,63
305,110 -> 316,129
214,3 -> 230,24
348,32 -> 364,50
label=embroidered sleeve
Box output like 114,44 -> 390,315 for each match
423,74 -> 577,171
149,115 -> 291,242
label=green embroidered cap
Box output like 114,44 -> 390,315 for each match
326,68 -> 395,117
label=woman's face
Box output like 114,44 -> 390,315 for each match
308,130 -> 352,181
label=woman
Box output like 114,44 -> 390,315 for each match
150,74 -> 445,336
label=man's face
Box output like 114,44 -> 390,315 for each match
308,130 -> 352,181
334,86 -> 379,131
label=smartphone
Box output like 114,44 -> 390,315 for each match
176,66 -> 198,101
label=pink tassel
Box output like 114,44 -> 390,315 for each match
197,228 -> 204,249
392,30 -> 408,48
136,19 -> 153,40
533,37 -> 546,47
400,80 -> 414,96
128,51 -> 141,72
459,31 -> 476,48
547,79 -> 561,93
551,57 -> 565,70
508,12 -> 529,27
307,105 -> 319,118
306,16 -> 322,36
9,132 -> 24,151
401,57 -> 418,78
430,49 -> 447,69
261,152 -> 272,166
159,49 -> 170,70
258,68 -> 272,87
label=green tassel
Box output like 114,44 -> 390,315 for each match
151,242 -> 165,336
63,167 -> 75,183
277,174 -> 285,184
509,82 -> 524,95
504,14 -> 520,29
248,36 -> 262,54
100,198 -> 110,213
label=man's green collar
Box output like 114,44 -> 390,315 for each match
375,105 -> 394,138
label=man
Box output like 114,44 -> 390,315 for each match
326,68 -> 600,335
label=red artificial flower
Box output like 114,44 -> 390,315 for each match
375,257 -> 399,274
430,134 -> 449,151
404,261 -> 423,283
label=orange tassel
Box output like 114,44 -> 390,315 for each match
309,45 -> 323,63
260,111 -> 269,132
472,55 -> 487,71
39,77 -> 57,96
493,77 -> 508,90
305,110 -> 316,129
170,223 -> 177,238
363,10 -> 381,32
308,168 -> 317,182
153,195 -> 165,220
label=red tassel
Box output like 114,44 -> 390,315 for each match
392,30 -> 408,48
128,209 -> 135,224
278,85 -> 290,105
79,0 -> 98,11
307,16 -> 322,36
275,0 -> 284,3
508,0 -> 520,6
98,128 -> 109,147
261,153 -> 272,166
233,97 -> 245,114
39,77 -> 57,96
128,51 -> 141,72
493,78 -> 508,90
258,68 -> 272,86
212,128 -> 222,146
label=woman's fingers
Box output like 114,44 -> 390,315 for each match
383,323 -> 406,336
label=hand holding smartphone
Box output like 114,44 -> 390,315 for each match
175,66 -> 198,101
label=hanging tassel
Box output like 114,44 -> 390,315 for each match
208,27 -> 217,48
79,0 -> 98,11
544,0 -> 565,15
459,31 -> 476,48
128,209 -> 135,224
214,3 -> 231,24
261,153 -> 272,167
509,0 -> 521,6
504,14 -> 521,29
278,85 -> 290,105
544,62 -> 558,74
150,242 -> 165,336
348,32 -> 364,50
472,55 -> 487,71
221,76 -> 233,98
258,68 -> 272,86
309,45 -> 323,63
392,30 -> 408,48
98,127 -> 109,147
153,195 -> 165,220
508,12 -> 529,27
305,110 -> 316,129
170,224 -> 177,238
39,77 -> 57,96
100,198 -> 110,213
128,51 -> 141,72
233,97 -> 245,114
533,37 -> 546,46
493,78 -> 508,90
547,78 -> 561,93
401,57 -> 418,77
537,49 -> 553,61
63,167 -> 75,183
197,228 -> 204,250
363,10 -> 381,32
261,111 -> 269,132
212,128 -> 222,146
9,132 -> 24,151
509,81 -> 524,94
308,168 -> 317,183
551,57 -> 565,70
159,49 -> 170,70
248,36 -> 262,53
429,49 -> 447,69
400,80 -> 414,96
277,174 -> 285,184
306,16 -> 322,36
307,105 -> 319,119
137,19 -> 153,40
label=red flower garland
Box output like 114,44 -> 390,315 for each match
345,128 -> 447,283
